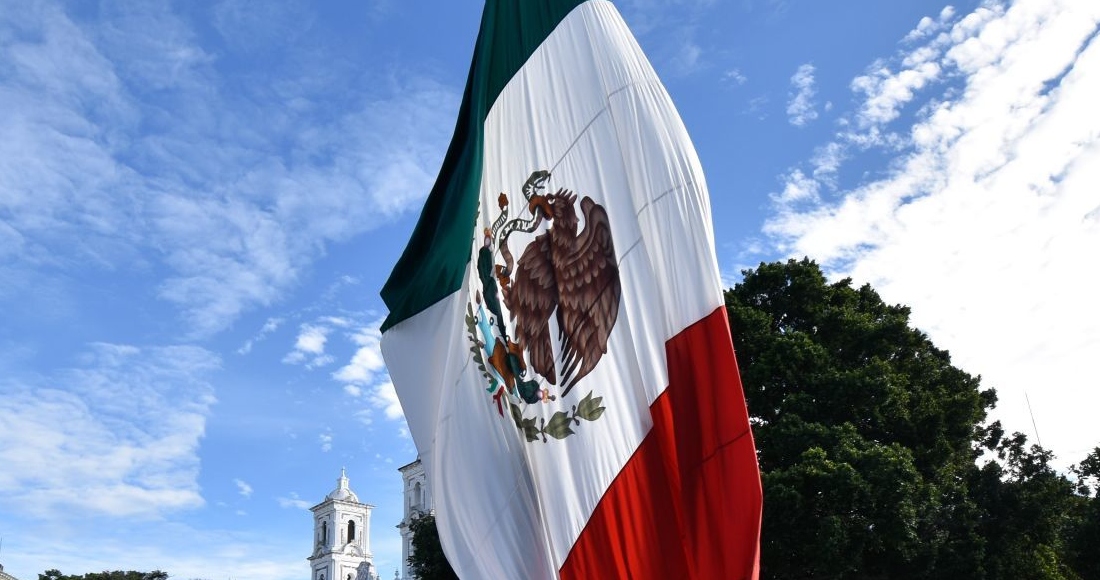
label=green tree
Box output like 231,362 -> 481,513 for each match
969,434 -> 1087,580
1068,447 -> 1100,578
727,259 -> 1099,579
727,259 -> 996,579
39,571 -> 168,580
408,513 -> 458,580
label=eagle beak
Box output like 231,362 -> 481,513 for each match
529,195 -> 554,218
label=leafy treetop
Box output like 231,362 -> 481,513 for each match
39,571 -> 168,580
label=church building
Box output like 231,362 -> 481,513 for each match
0,562 -> 24,580
396,457 -> 433,580
308,469 -> 378,580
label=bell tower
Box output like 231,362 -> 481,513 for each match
396,457 -> 433,580
309,469 -> 377,580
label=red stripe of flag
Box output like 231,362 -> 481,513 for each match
560,306 -> 762,579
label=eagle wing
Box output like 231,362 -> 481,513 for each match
556,196 -> 620,396
508,231 -> 559,385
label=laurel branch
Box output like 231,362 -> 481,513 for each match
465,303 -> 606,442
508,391 -> 606,442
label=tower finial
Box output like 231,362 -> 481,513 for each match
338,467 -> 350,490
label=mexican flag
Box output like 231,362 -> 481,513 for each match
379,1 -> 762,578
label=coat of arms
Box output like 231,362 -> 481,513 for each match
465,170 -> 621,442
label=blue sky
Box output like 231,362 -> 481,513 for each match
2,0 -> 1098,578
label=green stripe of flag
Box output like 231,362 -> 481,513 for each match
380,0 -> 587,332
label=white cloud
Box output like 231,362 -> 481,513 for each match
1,523 -> 307,580
319,431 -> 333,453
354,409 -> 374,427
212,0 -> 315,54
786,63 -> 819,126
811,142 -> 846,180
0,4 -> 458,338
276,492 -> 312,510
238,317 -> 284,354
763,0 -> 1100,465
904,6 -> 957,43
333,322 -> 386,386
0,4 -> 141,275
234,478 -> 253,498
283,323 -> 335,368
773,169 -> 821,206
320,316 -> 353,328
724,68 -> 748,85
329,318 -> 407,423
904,16 -> 938,43
620,0 -> 716,35
0,344 -> 218,519
618,1 -> 721,77
294,325 -> 327,355
852,60 -> 942,127
96,0 -> 217,92
370,381 -> 405,421
743,95 -> 770,118
261,318 -> 284,334
671,40 -> 704,75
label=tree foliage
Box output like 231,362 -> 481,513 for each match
39,571 -> 167,580
407,513 -> 459,580
727,258 -> 1098,580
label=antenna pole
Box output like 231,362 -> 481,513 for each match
1025,392 -> 1043,448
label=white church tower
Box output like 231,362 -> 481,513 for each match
396,457 -> 433,580
309,469 -> 378,580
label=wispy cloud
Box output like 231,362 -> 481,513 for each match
0,4 -> 140,274
670,40 -> 704,75
723,68 -> 749,85
0,343 -> 218,519
281,315 -> 359,368
283,323 -> 334,368
763,0 -> 1100,464
0,3 -> 458,338
212,0 -> 315,54
851,57 -> 942,128
271,311 -> 404,427
238,317 -> 284,355
234,478 -> 254,499
786,63 -> 819,126
772,169 -> 821,207
150,76 -> 456,337
330,318 -> 407,423
277,492 -> 312,510
370,380 -> 405,421
743,95 -> 770,119
619,0 -> 718,35
5,523 -> 306,580
332,322 -> 386,386
619,0 -> 721,76
354,408 -> 374,427
903,6 -> 957,43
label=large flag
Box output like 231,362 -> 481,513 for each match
380,1 -> 762,578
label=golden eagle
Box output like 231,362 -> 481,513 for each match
505,190 -> 620,397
